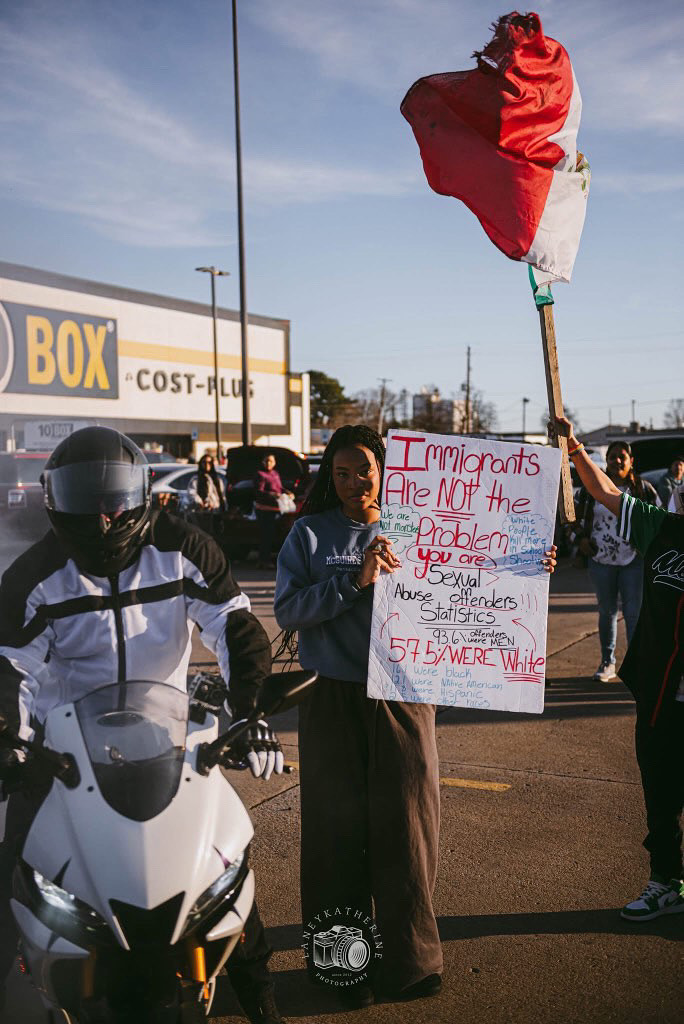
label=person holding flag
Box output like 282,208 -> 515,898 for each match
553,415 -> 684,923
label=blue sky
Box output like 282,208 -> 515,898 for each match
1,0 -> 682,433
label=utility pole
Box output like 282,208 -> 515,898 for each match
377,378 -> 392,435
231,0 -> 251,445
631,398 -> 636,426
464,346 -> 472,433
196,266 -> 230,462
522,396 -> 530,440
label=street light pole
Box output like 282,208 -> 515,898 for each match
522,396 -> 530,440
231,0 -> 251,446
196,266 -> 230,462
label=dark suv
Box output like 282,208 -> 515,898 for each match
0,451 -> 51,540
224,446 -> 309,516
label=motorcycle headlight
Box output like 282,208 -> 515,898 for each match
15,863 -> 114,948
181,850 -> 247,936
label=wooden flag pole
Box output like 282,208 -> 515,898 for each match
538,305 -> 576,524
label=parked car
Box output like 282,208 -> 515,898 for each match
150,461 -> 301,561
0,451 -> 51,540
304,453 -> 323,474
150,465 -> 218,512
142,450 -> 178,463
640,468 -> 666,490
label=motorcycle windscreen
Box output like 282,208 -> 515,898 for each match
75,681 -> 188,822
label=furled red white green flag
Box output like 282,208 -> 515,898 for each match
401,11 -> 590,285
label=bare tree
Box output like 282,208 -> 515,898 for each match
664,398 -> 684,429
468,388 -> 499,433
350,386 -> 400,432
540,404 -> 581,433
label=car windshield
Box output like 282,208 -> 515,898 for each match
75,681 -> 188,822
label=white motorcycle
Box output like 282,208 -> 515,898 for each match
0,669 -> 316,1023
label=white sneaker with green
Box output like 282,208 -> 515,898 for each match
621,876 -> 684,921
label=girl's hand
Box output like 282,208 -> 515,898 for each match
357,535 -> 401,588
541,545 -> 557,573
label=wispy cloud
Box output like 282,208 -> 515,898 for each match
545,0 -> 684,136
1,0 -> 682,250
595,172 -> 684,195
249,0 -> 481,99
246,158 -> 416,205
252,0 -> 684,136
0,7 -> 415,247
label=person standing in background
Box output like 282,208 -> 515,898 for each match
188,453 -> 226,512
569,440 -> 658,682
657,456 -> 684,509
254,453 -> 291,569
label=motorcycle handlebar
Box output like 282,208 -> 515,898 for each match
0,713 -> 80,789
196,669 -> 318,776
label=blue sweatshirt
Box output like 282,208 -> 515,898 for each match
274,507 -> 381,682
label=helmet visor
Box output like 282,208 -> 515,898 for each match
44,461 -> 150,516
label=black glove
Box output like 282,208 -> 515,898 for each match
0,749 -> 20,796
0,750 -> 51,798
225,720 -> 284,780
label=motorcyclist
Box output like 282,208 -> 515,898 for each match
0,426 -> 285,1023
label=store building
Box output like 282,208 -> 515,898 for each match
0,262 -> 310,458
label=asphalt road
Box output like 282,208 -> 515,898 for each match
2,547 -> 682,1024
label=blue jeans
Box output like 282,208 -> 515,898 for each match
587,556 -> 643,664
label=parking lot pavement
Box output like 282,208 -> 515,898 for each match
4,563 -> 683,1023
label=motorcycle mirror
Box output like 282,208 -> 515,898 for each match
196,671 -> 318,776
255,670 -> 318,717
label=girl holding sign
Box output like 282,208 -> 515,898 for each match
275,424 -> 557,1008
554,415 -> 684,923
275,424 -> 442,1008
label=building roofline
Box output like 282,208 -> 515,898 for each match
0,260 -> 289,332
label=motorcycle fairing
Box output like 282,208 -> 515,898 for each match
20,698 -> 254,950
206,864 -> 255,943
10,898 -> 88,1008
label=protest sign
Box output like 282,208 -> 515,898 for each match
368,430 -> 561,714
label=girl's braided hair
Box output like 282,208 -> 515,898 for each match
299,424 -> 386,517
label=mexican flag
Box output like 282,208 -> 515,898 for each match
401,12 -> 590,283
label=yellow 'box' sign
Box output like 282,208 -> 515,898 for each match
0,302 -> 119,399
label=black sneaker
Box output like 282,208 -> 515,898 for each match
234,982 -> 285,1023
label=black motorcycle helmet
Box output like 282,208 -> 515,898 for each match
43,427 -> 152,577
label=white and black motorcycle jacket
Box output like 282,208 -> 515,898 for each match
0,510 -> 271,741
